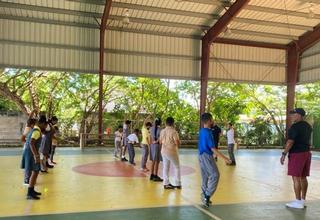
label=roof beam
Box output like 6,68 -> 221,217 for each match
233,17 -> 313,31
67,0 -> 231,7
230,28 -> 298,40
0,14 -> 98,29
296,25 -> 320,53
214,38 -> 288,50
109,15 -> 209,30
203,0 -> 250,44
0,1 -> 101,18
112,2 -> 218,20
246,5 -> 320,20
107,26 -> 201,39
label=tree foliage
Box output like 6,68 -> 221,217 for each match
2,68 -> 317,146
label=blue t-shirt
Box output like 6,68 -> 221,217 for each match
198,128 -> 215,155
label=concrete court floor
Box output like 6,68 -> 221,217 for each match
0,148 -> 319,220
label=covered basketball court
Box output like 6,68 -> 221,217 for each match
1,0 -> 320,219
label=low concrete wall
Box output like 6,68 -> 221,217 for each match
0,113 -> 27,145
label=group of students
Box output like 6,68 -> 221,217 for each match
113,116 -> 237,192
20,112 -> 59,200
114,117 -> 182,189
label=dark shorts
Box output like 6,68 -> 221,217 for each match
288,151 -> 311,177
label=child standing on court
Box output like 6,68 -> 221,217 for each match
198,113 -> 231,207
150,118 -> 163,182
226,122 -> 236,166
114,125 -> 123,158
141,122 -> 152,171
49,116 -> 59,165
21,118 -> 37,185
159,117 -> 181,189
121,120 -> 131,162
21,115 -> 47,200
127,129 -> 140,165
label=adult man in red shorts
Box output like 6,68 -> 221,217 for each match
280,108 -> 312,209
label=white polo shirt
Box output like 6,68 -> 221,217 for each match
127,133 -> 139,144
227,128 -> 235,144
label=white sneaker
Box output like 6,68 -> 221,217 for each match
301,199 -> 307,207
286,200 -> 304,209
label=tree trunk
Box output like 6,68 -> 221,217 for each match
0,82 -> 30,115
28,81 -> 40,113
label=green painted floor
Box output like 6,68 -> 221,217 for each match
1,201 -> 320,220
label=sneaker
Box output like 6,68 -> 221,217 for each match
150,174 -> 155,181
130,162 -> 136,166
32,189 -> 42,196
227,162 -> 236,166
201,195 -> 210,208
153,175 -> 163,182
286,200 -> 304,209
164,184 -> 175,189
47,164 -> 54,169
173,185 -> 182,189
27,194 -> 40,200
40,170 -> 48,173
121,157 -> 128,162
201,192 -> 212,204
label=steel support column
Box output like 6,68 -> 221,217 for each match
286,43 -> 299,137
98,0 -> 112,143
200,39 -> 210,123
200,0 -> 249,127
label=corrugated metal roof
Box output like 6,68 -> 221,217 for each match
300,40 -> 320,83
0,0 -> 320,84
113,0 -> 220,14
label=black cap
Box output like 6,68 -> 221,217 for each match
289,108 -> 306,116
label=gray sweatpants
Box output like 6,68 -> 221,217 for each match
199,153 -> 220,198
114,140 -> 121,157
127,143 -> 135,164
141,144 -> 149,169
228,144 -> 236,163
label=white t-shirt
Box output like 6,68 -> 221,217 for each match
114,131 -> 122,142
127,133 -> 139,144
227,128 -> 235,144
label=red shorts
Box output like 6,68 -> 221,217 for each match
288,151 -> 311,177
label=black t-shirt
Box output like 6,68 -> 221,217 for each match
211,125 -> 222,146
288,121 -> 312,153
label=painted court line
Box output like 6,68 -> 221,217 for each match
181,195 -> 222,220
106,148 -> 221,219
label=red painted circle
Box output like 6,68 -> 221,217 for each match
72,161 -> 196,177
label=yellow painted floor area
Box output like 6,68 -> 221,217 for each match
0,148 -> 320,218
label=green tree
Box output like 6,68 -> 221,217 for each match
243,85 -> 286,145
